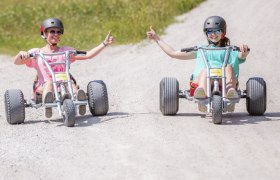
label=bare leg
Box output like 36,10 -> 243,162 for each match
193,69 -> 207,112
225,65 -> 238,92
42,81 -> 54,103
225,65 -> 239,112
75,84 -> 87,115
193,68 -> 207,93
37,81 -> 54,118
35,81 -> 54,101
68,82 -> 87,115
71,84 -> 79,97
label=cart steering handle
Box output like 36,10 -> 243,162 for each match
181,46 -> 250,52
28,50 -> 87,58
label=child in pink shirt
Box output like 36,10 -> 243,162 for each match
26,46 -> 75,86
14,17 -> 114,118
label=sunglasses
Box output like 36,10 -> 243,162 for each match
48,30 -> 62,35
206,29 -> 222,35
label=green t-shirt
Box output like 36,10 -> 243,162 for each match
192,45 -> 245,80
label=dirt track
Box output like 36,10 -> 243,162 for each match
1,0 -> 280,179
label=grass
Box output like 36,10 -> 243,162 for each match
0,0 -> 204,55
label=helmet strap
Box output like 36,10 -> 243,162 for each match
207,38 -> 222,46
42,32 -> 58,47
205,33 -> 223,46
44,38 -> 57,47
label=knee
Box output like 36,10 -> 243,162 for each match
199,69 -> 207,79
226,65 -> 236,77
46,80 -> 53,86
199,69 -> 207,77
195,69 -> 207,85
226,65 -> 234,72
44,81 -> 54,90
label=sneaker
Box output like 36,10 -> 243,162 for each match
227,103 -> 235,112
226,88 -> 239,99
44,92 -> 54,118
226,88 -> 238,112
198,103 -> 207,112
194,87 -> 206,99
77,89 -> 87,115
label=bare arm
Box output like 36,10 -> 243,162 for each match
14,51 -> 32,65
147,26 -> 195,60
74,31 -> 114,60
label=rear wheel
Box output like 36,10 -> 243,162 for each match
63,99 -> 76,127
87,80 -> 109,116
212,95 -> 222,124
160,77 -> 179,115
4,89 -> 25,124
246,77 -> 266,115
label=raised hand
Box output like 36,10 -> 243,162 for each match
147,26 -> 159,41
239,44 -> 250,59
103,31 -> 114,46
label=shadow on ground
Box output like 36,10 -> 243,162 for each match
74,112 -> 130,127
23,111 -> 130,127
222,112 -> 280,125
156,111 -> 280,125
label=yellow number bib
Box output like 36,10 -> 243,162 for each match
210,68 -> 222,77
55,73 -> 68,81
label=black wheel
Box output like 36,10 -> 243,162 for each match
4,89 -> 25,124
212,95 -> 223,124
87,80 -> 109,116
160,77 -> 179,115
246,77 -> 267,115
63,99 -> 76,127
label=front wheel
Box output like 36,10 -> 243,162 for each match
4,89 -> 25,124
63,99 -> 76,127
87,80 -> 109,116
212,95 -> 223,124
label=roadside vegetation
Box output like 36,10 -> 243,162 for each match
0,0 -> 204,54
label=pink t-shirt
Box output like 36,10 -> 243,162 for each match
27,46 -> 76,85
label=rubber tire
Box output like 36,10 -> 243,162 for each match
212,95 -> 223,124
160,77 -> 179,115
4,89 -> 25,124
63,99 -> 76,127
246,77 -> 267,115
87,80 -> 109,116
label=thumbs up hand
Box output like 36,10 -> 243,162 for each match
103,31 -> 114,46
147,26 -> 160,41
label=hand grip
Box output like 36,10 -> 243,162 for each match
76,50 -> 87,55
181,46 -> 198,52
233,46 -> 250,52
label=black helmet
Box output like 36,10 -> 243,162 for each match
203,16 -> 226,34
40,18 -> 64,38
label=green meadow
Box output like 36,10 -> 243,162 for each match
0,0 -> 204,54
